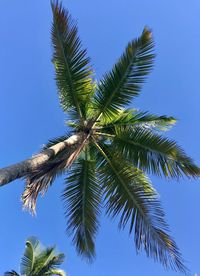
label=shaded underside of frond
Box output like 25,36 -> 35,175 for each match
93,140 -> 188,273
111,127 -> 200,178
63,157 -> 101,259
93,27 -> 155,121
51,1 -> 94,119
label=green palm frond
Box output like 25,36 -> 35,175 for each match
33,248 -> 65,276
5,238 -> 66,275
111,127 -> 200,178
51,1 -> 94,120
130,111 -> 176,131
20,237 -> 39,275
97,108 -> 135,127
45,254 -> 65,275
93,28 -> 154,121
93,141 -> 188,273
98,109 -> 176,132
19,237 -> 65,276
63,153 -> 101,259
50,268 -> 66,276
4,271 -> 19,276
32,247 -> 55,274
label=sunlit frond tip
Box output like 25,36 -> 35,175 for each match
93,27 -> 155,120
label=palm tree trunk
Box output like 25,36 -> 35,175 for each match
0,133 -> 83,186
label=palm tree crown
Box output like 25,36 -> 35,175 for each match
5,237 -> 66,276
1,1 -> 199,274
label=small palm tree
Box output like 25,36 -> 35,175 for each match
0,0 -> 199,273
4,237 -> 66,276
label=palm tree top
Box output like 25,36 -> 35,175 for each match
5,237 -> 66,276
1,1 -> 199,274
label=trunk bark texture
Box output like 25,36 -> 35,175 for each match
0,134 -> 83,186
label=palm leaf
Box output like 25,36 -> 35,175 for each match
63,152 -> 101,259
50,268 -> 66,276
93,27 -> 154,121
4,271 -> 19,276
5,248 -> 65,276
20,237 -> 40,275
97,108 -> 135,128
98,109 -> 176,132
51,1 -> 94,120
93,140 -> 188,273
130,111 -> 176,131
111,127 -> 200,178
33,248 -> 65,276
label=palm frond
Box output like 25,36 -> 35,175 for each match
93,140 -> 188,273
20,237 -> 40,275
33,249 -> 65,276
97,108 -> 135,127
111,127 -> 200,178
51,1 -> 94,120
42,253 -> 65,275
19,237 -> 65,276
5,247 -> 65,276
130,111 -> 176,131
93,28 -> 154,121
50,268 -> 66,276
97,109 -> 176,133
4,271 -> 19,276
63,152 -> 101,259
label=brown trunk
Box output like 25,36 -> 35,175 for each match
0,133 -> 83,186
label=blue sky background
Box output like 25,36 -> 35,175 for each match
0,0 -> 200,275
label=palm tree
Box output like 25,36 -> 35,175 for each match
4,237 -> 66,276
0,0 -> 199,273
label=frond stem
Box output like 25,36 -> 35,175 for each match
94,132 -> 115,138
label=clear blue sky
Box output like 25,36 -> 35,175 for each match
0,0 -> 200,275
